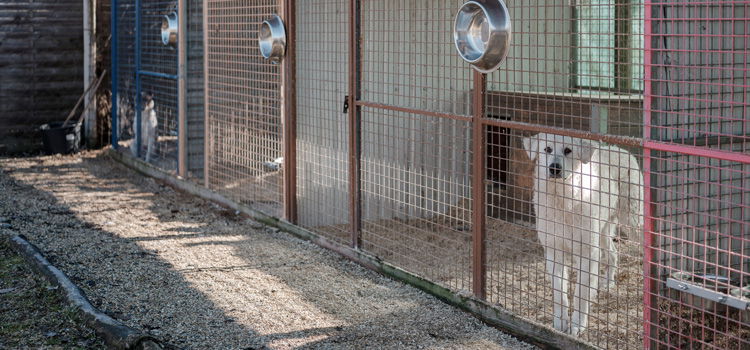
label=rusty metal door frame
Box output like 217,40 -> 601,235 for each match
347,0 -> 362,249
282,0 -> 297,223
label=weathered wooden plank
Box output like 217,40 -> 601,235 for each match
0,0 -> 83,153
1,67 -> 85,77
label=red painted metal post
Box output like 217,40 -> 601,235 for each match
202,0 -> 210,188
472,71 -> 487,299
177,0 -> 187,178
642,1 -> 654,347
282,0 -> 298,223
348,0 -> 362,249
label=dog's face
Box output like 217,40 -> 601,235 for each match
141,92 -> 155,110
522,133 -> 596,181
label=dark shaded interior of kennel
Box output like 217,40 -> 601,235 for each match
111,1 -> 749,349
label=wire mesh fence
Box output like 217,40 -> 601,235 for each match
203,0 -> 283,217
115,0 -> 136,147
482,1 -> 647,348
360,108 -> 474,292
356,0 -> 475,293
113,0 -> 180,172
295,0 -> 351,245
650,152 -> 749,349
111,0 -> 749,348
646,1 -> 749,349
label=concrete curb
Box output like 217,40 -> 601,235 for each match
5,234 -> 169,350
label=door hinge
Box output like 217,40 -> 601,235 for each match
342,95 -> 350,113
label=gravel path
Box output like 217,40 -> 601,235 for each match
0,151 -> 536,350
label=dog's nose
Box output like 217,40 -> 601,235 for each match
548,163 -> 562,178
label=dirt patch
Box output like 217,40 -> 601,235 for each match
0,239 -> 107,349
0,151 -> 535,350
656,298 -> 750,349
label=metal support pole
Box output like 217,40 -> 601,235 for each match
282,0 -> 298,223
202,0 -> 210,187
348,0 -> 362,249
83,0 -> 97,146
177,0 -> 187,177
471,71 -> 487,299
111,0 -> 118,149
642,2 -> 655,347
134,0 -> 142,157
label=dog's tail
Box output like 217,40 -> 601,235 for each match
616,150 -> 644,244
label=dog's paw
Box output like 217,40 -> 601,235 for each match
553,318 -> 570,333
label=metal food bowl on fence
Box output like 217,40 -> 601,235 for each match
258,15 -> 287,64
161,11 -> 178,48
454,0 -> 511,73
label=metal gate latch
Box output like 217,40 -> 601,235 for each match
342,96 -> 349,113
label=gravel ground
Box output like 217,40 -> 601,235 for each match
0,239 -> 107,349
0,151 -> 536,350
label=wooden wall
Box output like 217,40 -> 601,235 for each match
0,0 -> 84,154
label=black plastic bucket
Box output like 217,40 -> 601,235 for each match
40,122 -> 80,155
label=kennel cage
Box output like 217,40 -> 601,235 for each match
112,0 -> 203,175
113,0 -> 749,348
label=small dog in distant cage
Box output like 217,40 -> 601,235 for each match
117,95 -> 134,140
523,133 -> 643,336
131,92 -> 158,162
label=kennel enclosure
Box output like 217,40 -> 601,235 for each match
112,0 -> 750,348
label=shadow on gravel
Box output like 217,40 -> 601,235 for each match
0,152 -> 530,350
0,155 -> 264,349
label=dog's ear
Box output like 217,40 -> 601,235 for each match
522,135 -> 538,161
579,139 -> 598,164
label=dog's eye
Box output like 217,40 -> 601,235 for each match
564,147 -> 572,156
544,146 -> 552,154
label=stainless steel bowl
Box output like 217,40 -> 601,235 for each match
258,15 -> 287,64
454,0 -> 511,73
161,11 -> 178,48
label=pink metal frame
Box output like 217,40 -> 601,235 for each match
643,1 -> 749,348
643,2 -> 654,347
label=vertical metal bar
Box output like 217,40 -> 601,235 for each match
202,0 -> 210,187
348,0 -> 361,249
282,0 -> 297,223
472,71 -> 487,299
83,0 -> 96,146
642,1 -> 655,348
134,0 -> 142,157
111,0 -> 118,149
177,0 -> 188,177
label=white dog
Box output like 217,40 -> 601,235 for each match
131,93 -> 158,162
523,133 -> 643,336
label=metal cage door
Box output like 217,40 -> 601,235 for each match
203,0 -> 286,217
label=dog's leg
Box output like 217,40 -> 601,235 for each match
545,246 -> 570,333
599,221 -> 618,291
145,136 -> 153,163
571,225 -> 601,336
